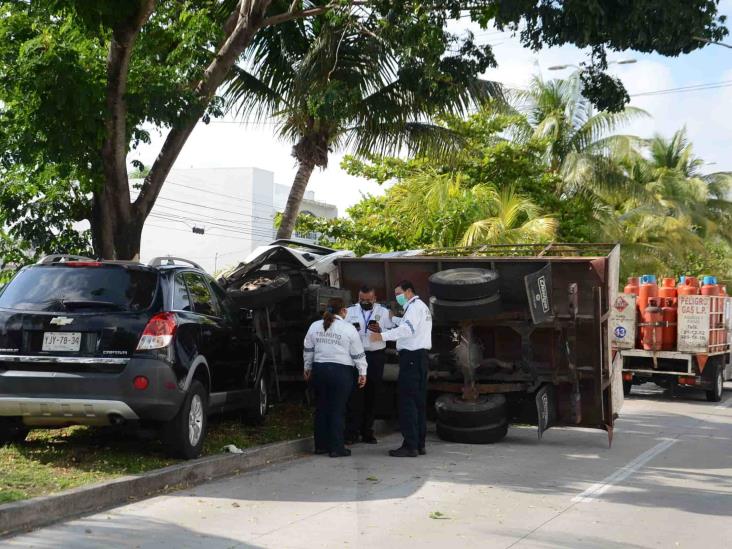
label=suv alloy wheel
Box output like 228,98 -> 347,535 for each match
163,380 -> 208,459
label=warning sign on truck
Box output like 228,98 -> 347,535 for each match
677,295 -> 711,353
610,293 -> 636,349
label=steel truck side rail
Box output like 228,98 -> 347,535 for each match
337,243 -> 623,443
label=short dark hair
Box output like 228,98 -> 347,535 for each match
359,285 -> 375,294
396,280 -> 415,292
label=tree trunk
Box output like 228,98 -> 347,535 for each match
93,0 -> 274,260
276,160 -> 316,240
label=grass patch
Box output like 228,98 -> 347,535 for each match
0,402 -> 311,505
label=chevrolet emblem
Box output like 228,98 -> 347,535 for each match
50,317 -> 74,326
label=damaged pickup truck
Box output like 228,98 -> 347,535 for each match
220,241 -> 623,444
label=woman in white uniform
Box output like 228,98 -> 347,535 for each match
304,297 -> 368,457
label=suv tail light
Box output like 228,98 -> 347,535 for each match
136,312 -> 177,351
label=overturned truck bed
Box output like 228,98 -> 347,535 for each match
338,243 -> 623,444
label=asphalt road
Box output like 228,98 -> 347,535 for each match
7,383 -> 732,548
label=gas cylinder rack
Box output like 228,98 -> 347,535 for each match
611,275 -> 732,401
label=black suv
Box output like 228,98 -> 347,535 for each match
0,255 -> 267,458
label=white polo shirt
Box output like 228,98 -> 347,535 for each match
303,316 -> 368,375
345,303 -> 394,352
380,296 -> 432,351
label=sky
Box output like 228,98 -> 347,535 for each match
133,1 -> 732,258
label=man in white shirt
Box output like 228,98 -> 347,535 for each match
370,280 -> 432,457
344,285 -> 394,444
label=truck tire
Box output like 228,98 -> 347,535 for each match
162,380 -> 208,459
435,394 -> 507,428
623,380 -> 633,397
429,268 -> 500,301
706,366 -> 724,403
0,419 -> 29,445
227,274 -> 293,309
430,294 -> 501,322
436,420 -> 508,444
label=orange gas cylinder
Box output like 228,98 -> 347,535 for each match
661,297 -> 677,351
701,276 -> 721,348
659,277 -> 677,302
638,274 -> 659,316
677,276 -> 700,297
642,297 -> 663,351
624,276 -> 640,296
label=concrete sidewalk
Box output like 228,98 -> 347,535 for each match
7,385 -> 732,548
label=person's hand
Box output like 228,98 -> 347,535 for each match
369,331 -> 383,342
304,370 -> 311,382
358,375 -> 367,388
389,309 -> 395,319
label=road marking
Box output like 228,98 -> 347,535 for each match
572,438 -> 678,503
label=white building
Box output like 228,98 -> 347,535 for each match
138,167 -> 337,273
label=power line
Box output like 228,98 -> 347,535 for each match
630,79 -> 732,98
166,177 -> 280,210
145,222 -> 265,242
149,212 -> 276,240
154,201 -> 274,227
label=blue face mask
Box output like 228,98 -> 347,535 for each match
396,293 -> 408,307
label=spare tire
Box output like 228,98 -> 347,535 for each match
227,274 -> 293,309
435,394 -> 507,428
429,268 -> 500,301
430,294 -> 501,322
436,420 -> 508,444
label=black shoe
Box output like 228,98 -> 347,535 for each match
344,437 -> 358,446
329,449 -> 352,458
418,447 -> 426,455
314,448 -> 328,455
361,434 -> 378,444
389,447 -> 418,458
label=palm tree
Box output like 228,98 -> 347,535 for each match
385,170 -> 556,248
601,127 -> 732,278
513,74 -> 646,199
224,8 -> 499,239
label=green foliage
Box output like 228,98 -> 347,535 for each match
0,0 -> 727,263
0,0 -> 229,259
300,77 -> 731,287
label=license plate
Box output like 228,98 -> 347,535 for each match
42,332 -> 82,352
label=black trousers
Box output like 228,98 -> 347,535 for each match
345,350 -> 386,440
398,349 -> 428,451
312,363 -> 354,453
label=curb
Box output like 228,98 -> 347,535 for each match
0,436 -> 313,538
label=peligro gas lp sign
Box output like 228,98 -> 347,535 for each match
677,295 -> 710,353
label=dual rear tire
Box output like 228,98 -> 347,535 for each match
428,268 -> 502,321
434,394 -> 508,444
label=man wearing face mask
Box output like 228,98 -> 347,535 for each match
344,285 -> 394,444
370,280 -> 432,457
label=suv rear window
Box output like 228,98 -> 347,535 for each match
0,265 -> 158,312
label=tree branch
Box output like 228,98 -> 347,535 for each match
261,1 -> 367,28
134,0 -> 273,218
